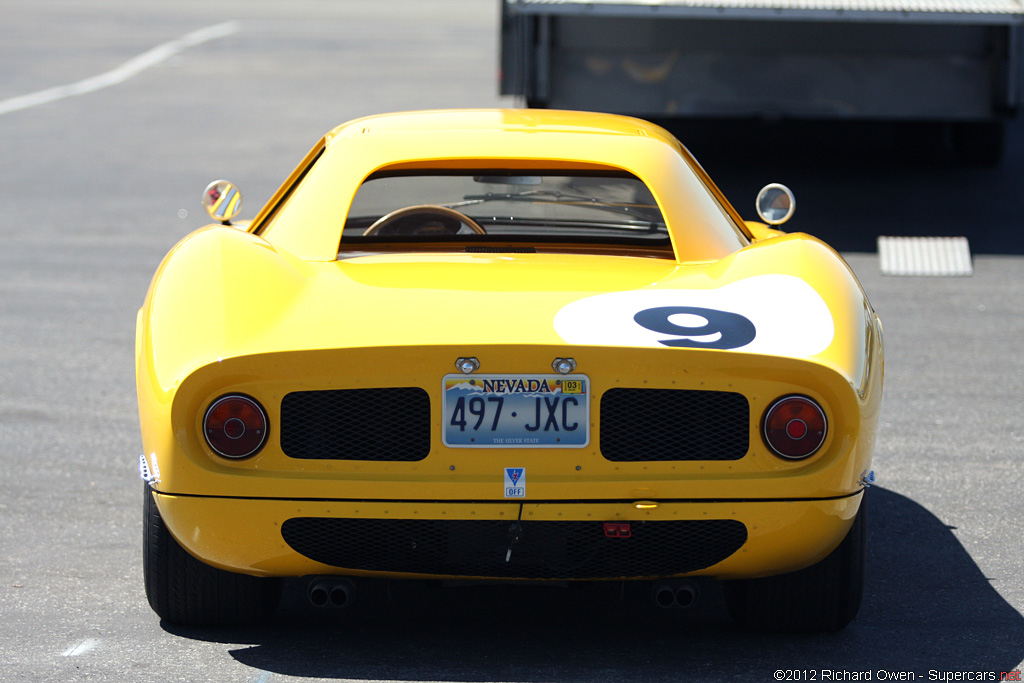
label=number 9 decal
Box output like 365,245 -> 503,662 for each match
553,275 -> 835,358
633,306 -> 756,349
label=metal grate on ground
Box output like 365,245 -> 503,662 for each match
878,236 -> 973,276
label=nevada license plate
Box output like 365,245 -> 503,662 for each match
442,374 -> 590,448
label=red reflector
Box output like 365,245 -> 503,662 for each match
603,522 -> 631,538
785,419 -> 808,440
223,417 -> 246,440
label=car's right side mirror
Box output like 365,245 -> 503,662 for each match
756,184 -> 795,226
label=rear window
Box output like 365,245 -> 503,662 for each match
339,171 -> 672,256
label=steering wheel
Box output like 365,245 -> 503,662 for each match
362,205 -> 486,236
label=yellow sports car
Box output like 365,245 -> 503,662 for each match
137,109 -> 883,631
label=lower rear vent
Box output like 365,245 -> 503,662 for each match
281,518 -> 747,579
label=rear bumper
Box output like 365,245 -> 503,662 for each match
154,489 -> 863,581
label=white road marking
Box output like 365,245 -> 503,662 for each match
61,638 -> 100,657
0,20 -> 240,117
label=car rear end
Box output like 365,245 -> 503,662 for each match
138,110 -> 881,629
145,336 -> 874,582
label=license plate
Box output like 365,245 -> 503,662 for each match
442,374 -> 590,448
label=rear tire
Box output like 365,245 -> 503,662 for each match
143,485 -> 280,626
724,493 -> 866,632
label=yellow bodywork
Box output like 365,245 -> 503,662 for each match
137,110 -> 883,581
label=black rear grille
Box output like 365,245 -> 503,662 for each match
600,388 -> 749,461
280,388 -> 430,461
281,518 -> 747,579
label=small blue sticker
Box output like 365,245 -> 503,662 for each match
504,468 -> 525,498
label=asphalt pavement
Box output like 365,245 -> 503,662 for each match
1,2 -> 1022,681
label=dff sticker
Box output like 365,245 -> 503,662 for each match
504,467 -> 526,498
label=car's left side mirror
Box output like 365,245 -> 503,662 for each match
203,180 -> 243,225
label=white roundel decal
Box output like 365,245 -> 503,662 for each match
554,274 -> 834,358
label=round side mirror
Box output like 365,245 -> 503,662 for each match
755,183 -> 795,226
203,180 -> 242,224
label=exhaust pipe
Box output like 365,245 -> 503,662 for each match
654,583 -> 677,608
652,580 -> 700,609
307,578 -> 354,608
674,582 -> 698,608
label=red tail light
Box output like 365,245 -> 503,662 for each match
762,395 -> 827,460
203,394 -> 268,459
